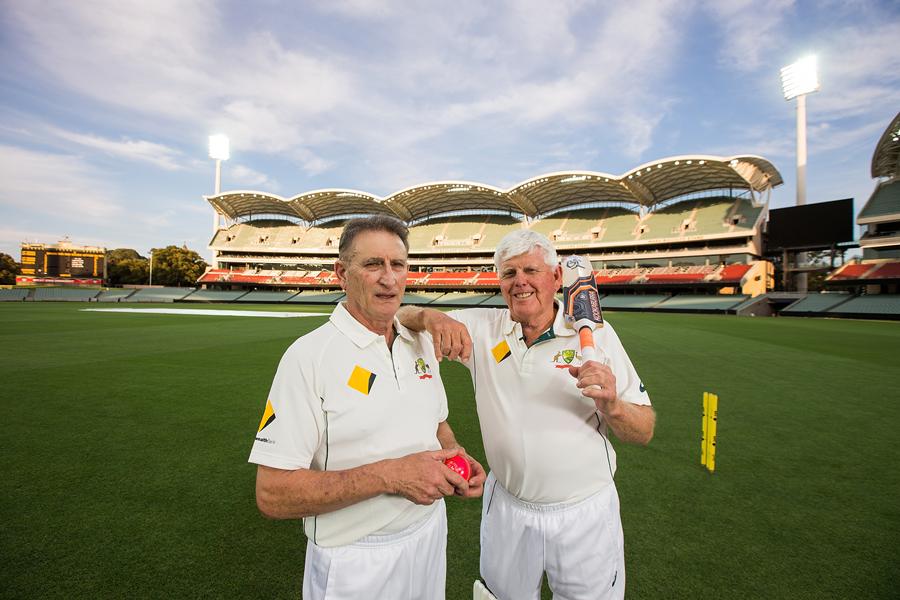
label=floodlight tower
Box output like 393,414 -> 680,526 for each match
208,134 -> 230,235
780,56 -> 819,292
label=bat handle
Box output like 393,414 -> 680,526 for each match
578,327 -> 596,361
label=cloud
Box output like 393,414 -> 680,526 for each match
48,128 -> 186,170
0,144 -> 123,221
812,21 -> 900,120
226,164 -> 278,190
705,0 -> 796,72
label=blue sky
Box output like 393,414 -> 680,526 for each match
1,0 -> 898,260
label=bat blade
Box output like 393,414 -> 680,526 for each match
562,255 -> 603,331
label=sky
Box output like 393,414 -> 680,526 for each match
1,0 -> 898,261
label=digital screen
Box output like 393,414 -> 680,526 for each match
765,198 -> 854,252
23,248 -> 105,278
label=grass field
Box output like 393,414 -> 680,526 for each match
2,302 -> 898,599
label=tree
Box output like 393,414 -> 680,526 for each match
106,248 -> 149,286
0,252 -> 19,284
150,245 -> 208,287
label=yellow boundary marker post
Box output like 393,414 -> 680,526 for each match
701,392 -> 718,473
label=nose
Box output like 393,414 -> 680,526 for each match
378,264 -> 398,287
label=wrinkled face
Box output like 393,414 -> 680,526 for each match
498,248 -> 561,328
336,230 -> 408,333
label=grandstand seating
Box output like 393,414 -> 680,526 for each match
430,292 -> 496,306
419,271 -> 479,286
713,264 -> 752,283
287,291 -> 346,304
781,293 -> 852,314
183,290 -> 248,302
125,287 -> 194,302
868,262 -> 900,279
236,290 -> 299,302
826,295 -> 900,315
95,289 -> 135,302
640,265 -> 717,284
654,294 -> 748,311
828,263 -> 879,281
600,295 -> 670,309
826,261 -> 900,282
478,294 -> 507,306
32,287 -> 100,301
0,288 -> 29,301
402,292 -> 446,305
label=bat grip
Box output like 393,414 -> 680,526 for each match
578,327 -> 596,361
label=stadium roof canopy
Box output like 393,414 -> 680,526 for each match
205,154 -> 782,223
871,112 -> 900,178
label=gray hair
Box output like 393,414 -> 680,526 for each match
338,215 -> 409,263
493,229 -> 558,271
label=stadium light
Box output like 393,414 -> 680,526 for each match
208,134 -> 230,235
780,56 -> 819,293
780,56 -> 819,207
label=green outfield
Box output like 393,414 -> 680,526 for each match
1,303 -> 898,599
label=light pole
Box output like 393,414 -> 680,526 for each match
780,55 -> 819,292
148,249 -> 154,286
208,134 -> 230,234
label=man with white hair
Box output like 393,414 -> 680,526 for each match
398,229 -> 655,600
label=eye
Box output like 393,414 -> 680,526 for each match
500,270 -> 515,279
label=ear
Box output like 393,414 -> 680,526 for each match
334,260 -> 348,290
553,264 -> 563,288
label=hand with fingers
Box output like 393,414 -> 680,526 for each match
389,448 -> 469,505
567,360 -> 622,418
444,446 -> 487,499
423,310 -> 472,362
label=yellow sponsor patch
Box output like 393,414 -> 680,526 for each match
491,340 -> 511,363
257,399 -> 276,432
348,365 -> 377,395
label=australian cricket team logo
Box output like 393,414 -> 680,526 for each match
552,349 -> 581,368
414,357 -> 433,379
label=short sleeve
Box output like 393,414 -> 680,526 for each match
248,340 -> 326,470
603,322 -> 651,407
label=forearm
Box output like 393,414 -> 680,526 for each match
603,403 -> 655,445
396,305 -> 429,332
256,461 -> 393,519
436,420 -> 459,450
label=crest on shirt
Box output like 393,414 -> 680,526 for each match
414,357 -> 433,379
551,349 -> 581,368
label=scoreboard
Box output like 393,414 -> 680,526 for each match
19,243 -> 106,279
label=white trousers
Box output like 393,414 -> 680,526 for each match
479,473 -> 625,600
302,501 -> 447,600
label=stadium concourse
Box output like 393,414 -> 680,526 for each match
193,151 -> 900,318
203,154 -> 778,305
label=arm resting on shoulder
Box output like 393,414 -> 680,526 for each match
396,306 -> 471,362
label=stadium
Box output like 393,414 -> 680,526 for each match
3,122 -> 899,599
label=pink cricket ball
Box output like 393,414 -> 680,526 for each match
444,455 -> 472,481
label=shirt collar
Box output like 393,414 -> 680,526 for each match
501,298 -> 577,339
330,302 -> 414,348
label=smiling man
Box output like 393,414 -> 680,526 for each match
398,229 -> 655,600
249,215 -> 485,600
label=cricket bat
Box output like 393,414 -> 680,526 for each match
561,254 -> 604,361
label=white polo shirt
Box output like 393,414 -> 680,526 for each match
449,304 -> 650,504
249,302 -> 449,547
